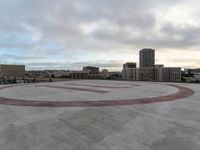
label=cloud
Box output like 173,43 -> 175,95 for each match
0,0 -> 200,70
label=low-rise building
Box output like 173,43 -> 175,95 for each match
122,66 -> 181,82
83,66 -> 99,74
122,62 -> 137,80
0,64 -> 25,77
83,66 -> 100,79
122,68 -> 137,81
123,62 -> 137,69
50,70 -> 89,79
108,72 -> 122,80
69,71 -> 88,79
136,67 -> 157,81
101,69 -> 109,79
157,67 -> 181,82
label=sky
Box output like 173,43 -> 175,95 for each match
0,0 -> 200,71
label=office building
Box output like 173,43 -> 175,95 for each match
122,49 -> 181,82
157,67 -> 181,82
0,64 -> 25,77
101,69 -> 109,79
83,66 -> 99,74
83,66 -> 100,79
69,71 -> 89,79
122,68 -> 137,81
139,48 -> 155,67
123,62 -> 136,69
136,67 -> 157,81
122,62 -> 137,80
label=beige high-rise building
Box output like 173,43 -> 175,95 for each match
0,64 -> 25,77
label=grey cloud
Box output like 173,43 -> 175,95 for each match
159,23 -> 200,46
0,0 -> 197,49
0,0 -> 199,69
0,54 -> 47,60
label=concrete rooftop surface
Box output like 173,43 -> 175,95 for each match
0,80 -> 200,150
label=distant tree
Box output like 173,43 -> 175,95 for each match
187,69 -> 194,77
33,77 -> 36,83
2,76 -> 6,84
12,77 -> 17,84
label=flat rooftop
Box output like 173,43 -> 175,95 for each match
0,80 -> 199,150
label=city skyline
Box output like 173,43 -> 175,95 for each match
0,0 -> 200,70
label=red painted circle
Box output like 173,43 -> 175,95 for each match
0,84 -> 195,107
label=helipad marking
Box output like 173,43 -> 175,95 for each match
0,85 -> 20,90
64,83 -> 133,88
0,84 -> 195,107
35,85 -> 108,93
84,82 -> 140,86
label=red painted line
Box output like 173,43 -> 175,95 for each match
0,85 -> 20,90
0,84 -> 195,107
81,81 -> 140,86
64,83 -> 131,88
92,82 -> 140,86
35,85 -> 108,93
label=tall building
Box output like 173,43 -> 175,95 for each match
122,49 -> 181,82
139,48 -> 155,67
